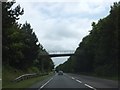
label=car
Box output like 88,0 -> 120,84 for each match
58,71 -> 63,75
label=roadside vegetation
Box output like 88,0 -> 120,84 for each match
0,69 -> 1,89
0,68 -> 1,78
56,2 -> 119,80
3,66 -> 54,88
2,1 -> 54,88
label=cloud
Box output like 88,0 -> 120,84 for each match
25,0 -> 119,19
43,19 -> 84,40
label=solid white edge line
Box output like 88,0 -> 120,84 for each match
76,79 -> 82,83
38,77 -> 53,90
85,84 -> 96,90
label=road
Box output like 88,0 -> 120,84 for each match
30,73 -> 119,90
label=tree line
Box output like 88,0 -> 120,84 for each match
2,1 -> 54,72
56,2 -> 119,77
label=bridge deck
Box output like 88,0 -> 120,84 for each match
49,53 -> 74,57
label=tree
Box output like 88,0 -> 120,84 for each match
56,2 -> 119,77
2,1 -> 24,64
2,1 -> 54,71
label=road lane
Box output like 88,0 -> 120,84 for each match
39,73 -> 93,89
30,73 -> 119,90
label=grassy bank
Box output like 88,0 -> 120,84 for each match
0,68 -> 1,78
2,65 -> 54,88
0,67 -> 1,89
2,65 -> 25,87
3,73 -> 54,88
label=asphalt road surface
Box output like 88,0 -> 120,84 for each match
30,73 -> 119,90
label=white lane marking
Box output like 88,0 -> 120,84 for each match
55,74 -> 57,76
0,79 -> 1,80
76,79 -> 82,83
65,74 -> 75,79
71,77 -> 75,79
38,77 -> 53,90
85,84 -> 96,90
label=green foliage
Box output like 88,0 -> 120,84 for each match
56,2 -> 119,78
2,65 -> 24,86
27,67 -> 40,73
3,72 -> 53,88
2,1 -> 54,86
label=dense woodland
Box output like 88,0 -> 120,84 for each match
56,2 -> 119,77
2,1 -> 54,72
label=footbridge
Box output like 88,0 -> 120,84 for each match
39,50 -> 75,57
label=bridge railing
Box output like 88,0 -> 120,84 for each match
38,50 -> 75,57
47,50 -> 75,54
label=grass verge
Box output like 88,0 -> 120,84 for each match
2,65 -> 26,87
0,68 -> 1,89
0,80 -> 1,90
3,73 -> 54,88
2,65 -> 54,88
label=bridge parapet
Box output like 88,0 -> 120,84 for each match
39,50 -> 75,57
47,50 -> 75,54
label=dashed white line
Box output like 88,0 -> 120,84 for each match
85,84 -> 96,90
38,77 -> 53,90
64,74 -> 96,90
76,79 -> 82,83
71,77 -> 75,80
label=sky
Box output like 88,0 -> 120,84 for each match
13,0 -> 119,67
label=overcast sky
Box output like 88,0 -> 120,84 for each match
14,0 -> 119,67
